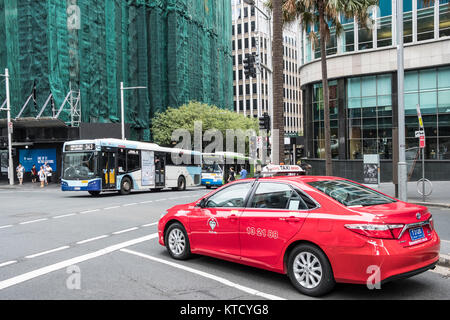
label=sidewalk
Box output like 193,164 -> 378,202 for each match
373,181 -> 450,208
0,181 -> 60,191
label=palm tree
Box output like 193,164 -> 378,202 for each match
269,0 -> 376,175
272,0 -> 285,164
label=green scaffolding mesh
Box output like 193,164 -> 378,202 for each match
0,0 -> 233,140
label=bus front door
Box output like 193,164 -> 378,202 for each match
101,151 -> 116,190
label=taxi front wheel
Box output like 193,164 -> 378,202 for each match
287,244 -> 335,297
165,223 -> 192,260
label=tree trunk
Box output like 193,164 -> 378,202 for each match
272,0 -> 285,164
318,1 -> 333,176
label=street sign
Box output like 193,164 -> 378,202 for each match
419,135 -> 425,148
416,104 -> 424,129
363,154 -> 380,185
415,130 -> 425,138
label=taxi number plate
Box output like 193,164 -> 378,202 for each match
409,227 -> 425,241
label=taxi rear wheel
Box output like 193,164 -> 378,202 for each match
287,244 -> 335,297
165,223 -> 192,260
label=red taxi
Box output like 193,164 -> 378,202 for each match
158,167 -> 440,296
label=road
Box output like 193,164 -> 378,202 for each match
0,184 -> 449,300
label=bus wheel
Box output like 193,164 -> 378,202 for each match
88,191 -> 100,197
177,176 -> 186,191
120,177 -> 132,195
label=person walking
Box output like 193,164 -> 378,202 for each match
45,163 -> 53,185
16,163 -> 25,185
38,166 -> 46,188
239,166 -> 248,179
227,167 -> 236,183
31,164 -> 38,183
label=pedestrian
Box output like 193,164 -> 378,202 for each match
45,163 -> 53,185
239,166 -> 248,179
31,164 -> 37,183
227,167 -> 235,183
16,163 -> 25,185
38,166 -> 46,188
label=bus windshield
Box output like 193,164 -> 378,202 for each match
202,163 -> 222,173
63,152 -> 97,180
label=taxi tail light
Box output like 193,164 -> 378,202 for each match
344,224 -> 404,239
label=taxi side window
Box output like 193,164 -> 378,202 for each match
205,182 -> 252,208
250,183 -> 293,209
291,188 -> 318,210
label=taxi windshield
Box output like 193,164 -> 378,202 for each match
308,180 -> 396,207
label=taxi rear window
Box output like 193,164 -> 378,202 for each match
308,180 -> 396,207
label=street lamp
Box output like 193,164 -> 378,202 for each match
120,82 -> 147,140
396,0 -> 407,201
0,69 -> 14,185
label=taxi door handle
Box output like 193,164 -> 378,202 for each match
229,214 -> 238,221
281,216 -> 301,222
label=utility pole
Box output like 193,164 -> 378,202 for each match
5,68 -> 13,185
120,82 -> 147,140
396,0 -> 407,201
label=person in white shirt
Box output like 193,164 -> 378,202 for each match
45,163 -> 53,185
16,163 -> 25,185
38,166 -> 46,188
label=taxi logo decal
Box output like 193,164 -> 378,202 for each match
208,218 -> 218,232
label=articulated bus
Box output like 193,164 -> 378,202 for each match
62,139 -> 201,196
201,152 -> 262,188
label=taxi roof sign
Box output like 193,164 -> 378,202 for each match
259,164 -> 305,176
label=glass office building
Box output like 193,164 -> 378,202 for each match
300,0 -> 450,181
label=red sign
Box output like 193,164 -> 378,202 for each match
419,135 -> 425,148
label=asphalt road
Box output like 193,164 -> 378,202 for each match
0,184 -> 449,300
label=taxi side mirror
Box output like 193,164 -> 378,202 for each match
196,198 -> 207,208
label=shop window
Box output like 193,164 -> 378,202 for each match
439,1 -> 450,37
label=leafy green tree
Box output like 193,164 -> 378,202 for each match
151,101 -> 259,150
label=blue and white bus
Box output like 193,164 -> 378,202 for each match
61,138 -> 201,196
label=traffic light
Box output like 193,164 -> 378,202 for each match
243,53 -> 257,78
258,112 -> 270,131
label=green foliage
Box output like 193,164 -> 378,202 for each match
151,101 -> 259,146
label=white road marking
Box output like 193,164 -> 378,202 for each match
0,233 -> 158,291
441,239 -> 450,244
112,227 -> 139,235
76,235 -> 109,245
80,209 -> 100,214
120,248 -> 286,300
19,218 -> 48,225
141,222 -> 158,227
123,203 -> 138,207
52,213 -> 77,219
0,260 -> 17,268
0,225 -> 13,230
139,201 -> 153,204
25,246 -> 70,259
104,206 -> 121,210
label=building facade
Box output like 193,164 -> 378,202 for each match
231,0 -> 303,162
300,0 -> 450,181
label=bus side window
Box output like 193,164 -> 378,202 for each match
127,150 -> 140,172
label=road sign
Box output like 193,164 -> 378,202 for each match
415,130 -> 425,138
419,135 -> 425,148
